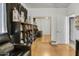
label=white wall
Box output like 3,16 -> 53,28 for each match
3,3 -> 7,33
0,4 -> 2,33
67,3 -> 79,16
28,8 -> 67,44
28,8 -> 67,17
0,3 -> 7,33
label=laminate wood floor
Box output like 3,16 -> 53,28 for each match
31,35 -> 75,56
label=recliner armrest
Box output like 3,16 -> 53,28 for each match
0,33 -> 10,44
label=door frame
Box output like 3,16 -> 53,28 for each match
66,14 -> 79,44
69,16 -> 75,44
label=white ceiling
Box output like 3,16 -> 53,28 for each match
25,3 -> 70,8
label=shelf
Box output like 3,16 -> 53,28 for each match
21,30 -> 32,33
12,21 -> 37,27
12,21 -> 32,25
21,22 -> 32,25
33,25 -> 37,26
12,21 -> 20,23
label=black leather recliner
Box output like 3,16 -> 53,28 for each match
0,33 -> 31,56
0,33 -> 14,56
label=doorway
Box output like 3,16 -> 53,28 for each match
69,17 -> 75,44
33,16 -> 51,42
68,16 -> 76,49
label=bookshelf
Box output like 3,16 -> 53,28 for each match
6,3 -> 39,56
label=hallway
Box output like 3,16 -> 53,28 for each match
31,35 -> 75,56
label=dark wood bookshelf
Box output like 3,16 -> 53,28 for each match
6,3 -> 38,56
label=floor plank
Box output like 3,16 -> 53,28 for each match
31,35 -> 75,56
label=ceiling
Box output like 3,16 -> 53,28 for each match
25,3 -> 71,8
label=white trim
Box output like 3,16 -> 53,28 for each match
2,3 -> 4,33
65,16 -> 69,44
